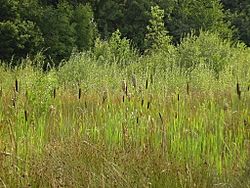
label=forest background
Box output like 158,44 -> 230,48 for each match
1,0 -> 250,64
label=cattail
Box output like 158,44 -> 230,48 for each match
136,117 -> 139,124
12,98 -> 16,108
25,90 -> 28,99
244,119 -> 248,126
248,85 -> 250,91
0,87 -> 2,98
141,98 -> 144,106
223,102 -> 229,111
177,93 -> 180,101
147,101 -> 150,109
24,110 -> 28,122
150,74 -> 154,84
102,89 -> 108,104
122,95 -> 125,103
138,86 -> 142,93
127,93 -> 132,102
78,88 -> 81,99
147,94 -> 153,109
159,112 -> 163,124
15,79 -> 19,93
186,82 -> 190,95
145,78 -> 149,89
132,74 -> 137,88
53,88 -> 56,98
236,82 -> 241,100
122,80 -> 126,93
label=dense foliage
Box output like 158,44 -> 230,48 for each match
0,0 -> 250,64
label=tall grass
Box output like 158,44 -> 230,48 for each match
0,31 -> 250,187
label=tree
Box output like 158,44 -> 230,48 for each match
72,4 -> 97,51
39,1 -> 76,63
0,0 -> 18,21
94,0 -> 125,39
166,0 -> 233,43
0,0 -> 44,62
122,0 -> 153,49
144,5 -> 172,51
221,0 -> 250,46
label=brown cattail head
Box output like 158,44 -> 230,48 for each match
25,90 -> 28,99
236,82 -> 241,100
177,93 -> 180,101
223,102 -> 229,111
159,112 -> 163,124
122,80 -> 127,94
147,101 -> 150,109
15,79 -> 19,93
12,98 -> 16,108
53,88 -> 56,98
248,85 -> 250,91
132,74 -> 137,88
102,89 -> 108,103
147,93 -> 153,109
141,98 -> 144,106
0,87 -> 2,98
146,78 -> 149,89
186,82 -> 190,95
127,92 -> 132,101
150,74 -> 154,84
78,88 -> 82,99
24,110 -> 28,122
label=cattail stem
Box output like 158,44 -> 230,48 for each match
159,112 -> 166,156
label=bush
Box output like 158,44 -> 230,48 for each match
93,29 -> 138,66
177,31 -> 235,76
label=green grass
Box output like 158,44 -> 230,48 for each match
0,32 -> 250,187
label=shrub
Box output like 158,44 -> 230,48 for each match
93,29 -> 138,66
177,31 -> 234,76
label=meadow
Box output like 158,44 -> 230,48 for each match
0,31 -> 250,187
